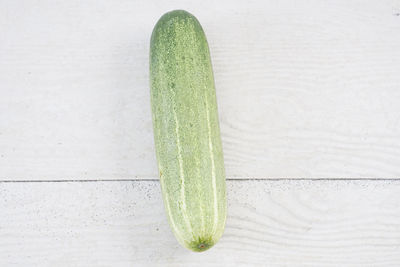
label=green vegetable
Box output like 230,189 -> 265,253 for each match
150,10 -> 226,252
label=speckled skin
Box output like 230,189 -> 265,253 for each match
150,10 -> 226,252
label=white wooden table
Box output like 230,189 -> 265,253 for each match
1,0 -> 400,266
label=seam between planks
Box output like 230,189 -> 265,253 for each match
0,178 -> 400,183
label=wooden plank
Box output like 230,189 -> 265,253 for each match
1,180 -> 399,266
1,0 -> 400,180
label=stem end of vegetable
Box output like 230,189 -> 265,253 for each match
188,236 -> 215,252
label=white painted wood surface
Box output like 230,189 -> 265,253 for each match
1,1 -> 400,265
1,180 -> 399,266
1,0 -> 400,180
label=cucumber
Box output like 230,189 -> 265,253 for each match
150,10 -> 226,252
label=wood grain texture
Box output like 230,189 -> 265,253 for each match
1,180 -> 399,266
1,0 -> 400,180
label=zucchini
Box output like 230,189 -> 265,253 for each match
150,10 -> 226,252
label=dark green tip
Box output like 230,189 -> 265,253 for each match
150,9 -> 201,52
188,236 -> 215,252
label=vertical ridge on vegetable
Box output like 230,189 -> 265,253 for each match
150,10 -> 226,252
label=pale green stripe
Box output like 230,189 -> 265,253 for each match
172,109 -> 194,237
204,93 -> 219,235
